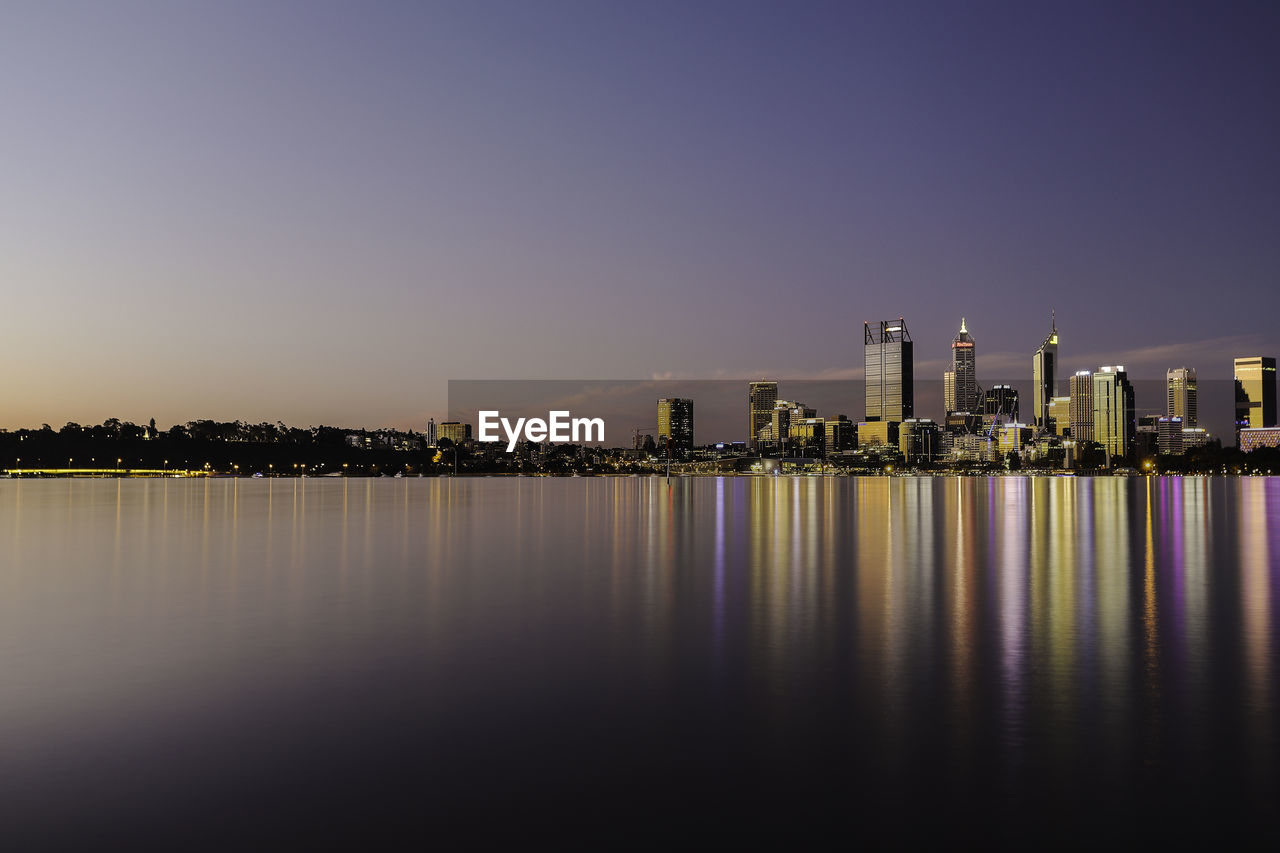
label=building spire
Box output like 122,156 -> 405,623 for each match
960,317 -> 967,334
1051,308 -> 1056,333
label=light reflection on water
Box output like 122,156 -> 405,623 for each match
0,476 -> 1277,845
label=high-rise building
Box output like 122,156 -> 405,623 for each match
426,418 -> 437,446
748,381 -> 778,451
984,385 -> 1019,422
1032,312 -> 1059,431
865,319 -> 913,423
945,318 -> 979,415
1157,417 -> 1184,455
824,416 -> 856,454
1092,366 -> 1135,461
768,400 -> 797,448
899,419 -> 940,464
1166,368 -> 1197,428
657,398 -> 694,452
789,418 -> 826,455
1048,396 -> 1071,436
1068,371 -> 1094,442
1234,356 -> 1277,445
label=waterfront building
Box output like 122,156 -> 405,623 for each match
657,398 -> 694,452
1182,428 -> 1210,450
945,319 -> 979,415
824,415 -> 856,454
865,319 -> 913,423
1068,371 -> 1094,442
899,419 -> 941,464
984,385 -> 1018,422
1239,427 -> 1280,452
858,420 -> 899,448
768,400 -> 810,448
439,421 -> 471,444
748,381 -> 778,451
1031,312 -> 1059,430
426,418 -> 437,447
1092,366 -> 1135,462
1166,368 -> 1197,428
790,417 -> 826,455
1158,417 -> 1184,455
1234,357 -> 1277,445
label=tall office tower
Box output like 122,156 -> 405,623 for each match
1092,366 -> 1135,461
1031,312 -> 1059,430
1234,356 -> 1277,443
657,398 -> 694,452
984,385 -> 1019,421
426,418 -> 437,446
748,381 -> 778,451
945,318 -> 979,414
770,400 -> 797,447
1166,367 -> 1197,428
865,318 -> 913,422
1069,371 -> 1095,442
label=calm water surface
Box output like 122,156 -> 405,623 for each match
1,477 -> 1278,846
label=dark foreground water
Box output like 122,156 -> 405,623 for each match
1,476 -> 1277,847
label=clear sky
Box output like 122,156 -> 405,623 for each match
2,1 -> 1277,431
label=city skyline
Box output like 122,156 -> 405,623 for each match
2,3 -> 1278,430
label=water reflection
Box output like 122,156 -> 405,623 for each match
0,476 -> 1276,844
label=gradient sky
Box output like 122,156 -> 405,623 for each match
2,1 -> 1277,431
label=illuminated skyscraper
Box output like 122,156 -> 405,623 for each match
865,318 -> 913,423
657,398 -> 694,452
1069,371 -> 1094,442
1092,365 -> 1135,461
944,318 -> 979,415
1166,367 -> 1197,428
983,385 -> 1019,421
426,418 -> 437,446
1234,356 -> 1276,445
1031,312 -> 1058,430
748,381 -> 778,451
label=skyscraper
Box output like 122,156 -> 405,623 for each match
1234,356 -> 1277,444
1068,371 -> 1094,442
865,319 -> 913,423
1165,367 -> 1197,428
657,398 -> 694,452
426,418 -> 437,446
1031,312 -> 1058,431
1093,365 -> 1135,461
984,385 -> 1019,421
748,381 -> 778,451
945,318 -> 979,415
